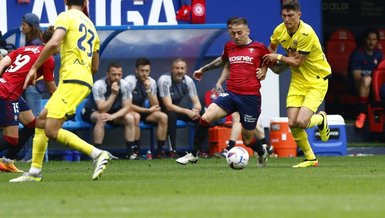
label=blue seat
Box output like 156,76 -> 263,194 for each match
103,99 -> 157,152
62,100 -> 93,131
176,120 -> 195,150
140,121 -> 155,152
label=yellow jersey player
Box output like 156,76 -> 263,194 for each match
11,0 -> 115,182
263,0 -> 331,168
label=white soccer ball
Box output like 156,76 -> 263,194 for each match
226,147 -> 249,170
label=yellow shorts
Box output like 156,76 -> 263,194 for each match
286,79 -> 328,112
45,83 -> 91,119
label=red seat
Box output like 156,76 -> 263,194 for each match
371,60 -> 385,102
377,29 -> 385,56
325,29 -> 358,116
204,89 -> 232,126
326,29 -> 357,76
204,89 -> 219,107
367,60 -> 385,133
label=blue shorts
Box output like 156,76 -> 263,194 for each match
0,98 -> 20,126
213,91 -> 261,130
18,97 -> 31,112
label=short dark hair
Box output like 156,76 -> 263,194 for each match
282,0 -> 301,11
226,17 -> 238,27
67,0 -> 85,7
107,62 -> 122,72
230,17 -> 248,27
363,28 -> 379,41
136,57 -> 151,68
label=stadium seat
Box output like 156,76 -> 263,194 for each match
325,29 -> 358,117
176,120 -> 195,150
377,29 -> 385,56
204,89 -> 219,107
62,100 -> 93,131
326,29 -> 357,76
371,60 -> 385,102
367,60 -> 385,133
204,89 -> 227,125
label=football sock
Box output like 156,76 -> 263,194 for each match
29,166 -> 42,175
31,128 -> 49,169
0,135 -> 18,152
0,135 -> 18,160
192,118 -> 210,156
56,128 -> 94,156
307,114 -> 323,128
158,140 -> 165,150
290,127 -> 316,160
126,141 -> 135,155
247,137 -> 264,156
226,140 -> 236,150
358,96 -> 368,113
260,137 -> 268,145
6,120 -> 36,159
90,148 -> 102,159
6,127 -> 35,159
94,143 -> 102,148
134,139 -> 141,149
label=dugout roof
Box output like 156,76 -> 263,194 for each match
2,24 -> 227,80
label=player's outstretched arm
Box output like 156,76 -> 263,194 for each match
24,28 -> 65,89
193,56 -> 225,81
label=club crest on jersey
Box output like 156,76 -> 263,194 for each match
248,48 -> 255,53
292,40 -> 298,47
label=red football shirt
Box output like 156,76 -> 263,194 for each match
0,46 -> 54,100
222,40 -> 269,95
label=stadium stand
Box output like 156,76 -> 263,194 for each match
367,60 -> 385,133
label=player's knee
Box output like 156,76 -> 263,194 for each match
124,113 -> 135,125
159,113 -> 168,124
296,119 -> 308,129
196,116 -> 210,127
44,128 -> 58,139
133,113 -> 141,121
288,120 -> 298,129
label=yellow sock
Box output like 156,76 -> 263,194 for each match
31,128 -> 49,169
307,114 -> 323,128
290,127 -> 316,160
56,128 -> 94,156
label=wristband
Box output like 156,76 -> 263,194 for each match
277,54 -> 282,61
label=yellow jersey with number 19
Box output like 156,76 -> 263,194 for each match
270,20 -> 331,85
54,9 -> 100,87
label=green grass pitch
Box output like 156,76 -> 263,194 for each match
1,156 -> 385,218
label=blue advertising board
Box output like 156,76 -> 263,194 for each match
1,0 -> 321,46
